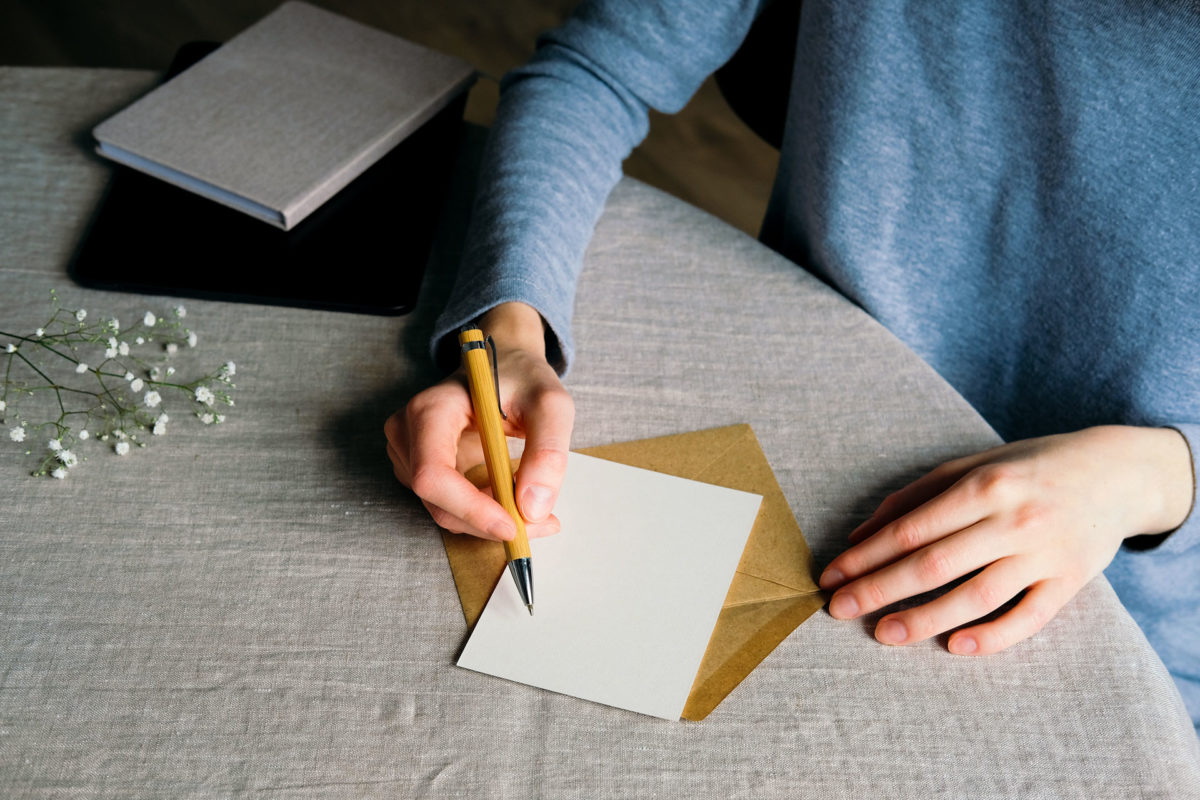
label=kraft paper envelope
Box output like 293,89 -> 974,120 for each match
442,423 -> 826,720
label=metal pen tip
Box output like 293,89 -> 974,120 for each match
527,605 -> 534,616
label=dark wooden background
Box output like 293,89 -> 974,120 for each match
1,0 -> 779,236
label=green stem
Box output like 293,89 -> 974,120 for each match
14,351 -> 67,418
93,371 -> 130,415
2,351 -> 11,410
21,384 -> 101,398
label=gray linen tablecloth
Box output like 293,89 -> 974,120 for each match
2,67 -> 1198,799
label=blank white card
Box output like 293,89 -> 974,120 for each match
457,452 -> 762,720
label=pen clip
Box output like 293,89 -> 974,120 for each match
460,326 -> 508,421
485,334 -> 507,421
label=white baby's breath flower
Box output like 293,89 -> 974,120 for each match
9,297 -> 239,478
0,399 -> 6,412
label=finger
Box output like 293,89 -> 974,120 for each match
386,385 -> 468,485
386,439 -> 409,484
410,462 -> 517,540
383,408 -> 406,448
524,514 -> 562,539
822,466 -> 1008,589
407,393 -> 517,541
421,498 -> 503,540
947,579 -> 1075,656
827,518 -> 1004,618
848,477 -> 951,545
424,497 -> 563,540
871,555 -> 1031,645
848,456 -> 984,544
513,387 -> 574,522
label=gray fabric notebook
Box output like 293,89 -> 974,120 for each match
92,1 -> 475,230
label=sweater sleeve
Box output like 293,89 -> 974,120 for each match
430,0 -> 769,373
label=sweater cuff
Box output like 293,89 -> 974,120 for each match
1160,423 -> 1200,554
1123,423 -> 1200,557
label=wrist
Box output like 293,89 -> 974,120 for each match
479,302 -> 549,360
1125,426 -> 1194,535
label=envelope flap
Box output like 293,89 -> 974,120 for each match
681,591 -> 827,721
442,530 -> 506,629
577,424 -> 745,479
724,572 -> 806,606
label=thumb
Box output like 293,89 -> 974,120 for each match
514,386 -> 575,523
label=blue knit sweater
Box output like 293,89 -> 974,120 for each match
434,0 -> 1200,729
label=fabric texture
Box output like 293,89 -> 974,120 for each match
433,0 -> 1200,730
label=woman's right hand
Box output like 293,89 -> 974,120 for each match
384,302 -> 575,541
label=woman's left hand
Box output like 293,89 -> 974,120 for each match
819,425 -> 1194,655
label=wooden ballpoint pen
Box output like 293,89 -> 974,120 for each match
458,326 -> 535,615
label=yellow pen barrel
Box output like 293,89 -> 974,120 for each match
459,329 -> 531,561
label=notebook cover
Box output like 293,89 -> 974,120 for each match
91,0 -> 475,230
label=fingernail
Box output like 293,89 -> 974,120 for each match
487,519 -> 515,541
950,635 -> 978,655
877,618 -> 907,644
819,567 -> 844,589
829,593 -> 859,618
521,484 -> 555,522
